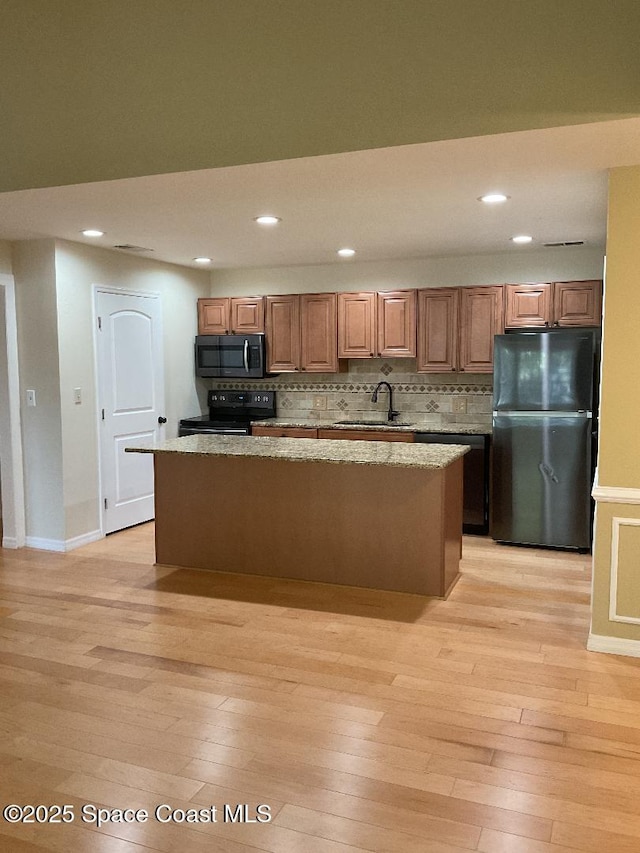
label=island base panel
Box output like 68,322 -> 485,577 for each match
154,454 -> 463,597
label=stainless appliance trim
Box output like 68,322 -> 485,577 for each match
492,410 -> 592,418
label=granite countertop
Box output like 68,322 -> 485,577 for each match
128,434 -> 469,469
253,418 -> 491,435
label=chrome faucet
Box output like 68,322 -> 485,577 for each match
371,381 -> 399,422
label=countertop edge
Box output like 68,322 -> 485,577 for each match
252,418 -> 492,435
126,435 -> 469,470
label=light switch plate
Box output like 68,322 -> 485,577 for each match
26,389 -> 36,407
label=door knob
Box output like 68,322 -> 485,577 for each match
158,416 -> 167,424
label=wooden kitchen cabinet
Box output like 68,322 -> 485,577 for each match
458,286 -> 504,373
417,285 -> 503,374
338,289 -> 416,358
197,297 -> 230,334
504,283 -> 552,328
266,292 -> 340,372
198,296 -> 265,334
300,292 -> 340,372
417,288 -> 459,372
230,296 -> 265,333
253,425 -> 412,441
252,425 -> 318,438
378,290 -> 417,357
504,280 -> 602,328
265,294 -> 300,371
318,428 -> 414,442
338,292 -> 377,357
553,280 -> 602,326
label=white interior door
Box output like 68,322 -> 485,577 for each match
96,289 -> 165,534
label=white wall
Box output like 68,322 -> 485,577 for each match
0,288 -> 5,531
211,247 -> 604,294
10,238 -> 210,546
0,272 -> 25,548
12,240 -> 65,543
53,240 -> 210,541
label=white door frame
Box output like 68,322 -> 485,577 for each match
0,273 -> 26,548
92,284 -> 164,536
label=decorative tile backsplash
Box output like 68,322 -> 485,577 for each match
211,358 -> 493,427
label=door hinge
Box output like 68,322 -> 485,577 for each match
101,408 -> 105,421
97,316 -> 102,330
104,498 -> 108,510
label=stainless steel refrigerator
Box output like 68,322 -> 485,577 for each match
491,329 -> 599,550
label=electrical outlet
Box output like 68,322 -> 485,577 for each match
313,395 -> 327,410
452,397 -> 467,414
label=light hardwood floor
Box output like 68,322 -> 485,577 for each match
2,527 -> 640,852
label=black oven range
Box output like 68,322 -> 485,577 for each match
179,390 -> 276,437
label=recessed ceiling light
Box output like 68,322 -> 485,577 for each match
81,229 -> 105,237
337,248 -> 356,258
254,215 -> 281,225
193,257 -> 212,264
479,193 -> 509,204
511,235 -> 533,244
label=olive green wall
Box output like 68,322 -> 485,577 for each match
0,242 -> 12,275
590,166 -> 640,653
597,168 -> 640,488
3,0 -> 640,192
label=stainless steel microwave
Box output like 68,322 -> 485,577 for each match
195,334 -> 267,378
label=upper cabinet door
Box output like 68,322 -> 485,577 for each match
504,283 -> 552,328
459,286 -> 504,373
197,298 -> 230,334
230,296 -> 265,333
265,294 -> 300,372
417,288 -> 459,372
338,292 -> 377,357
377,290 -> 417,357
553,280 -> 602,326
300,293 -> 339,372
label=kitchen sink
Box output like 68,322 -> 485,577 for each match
334,420 -> 414,427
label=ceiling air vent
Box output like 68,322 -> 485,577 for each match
543,240 -> 585,247
112,244 -> 154,253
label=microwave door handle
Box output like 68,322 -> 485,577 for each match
243,339 -> 249,372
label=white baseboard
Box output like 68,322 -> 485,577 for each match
2,536 -> 20,549
25,530 -> 103,553
587,633 -> 640,658
65,530 -> 103,551
25,536 -> 66,552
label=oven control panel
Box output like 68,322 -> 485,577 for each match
208,390 -> 275,409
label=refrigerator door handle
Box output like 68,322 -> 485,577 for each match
492,410 -> 592,418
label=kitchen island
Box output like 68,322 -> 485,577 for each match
130,434 -> 468,597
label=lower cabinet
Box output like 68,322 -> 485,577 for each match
251,426 -> 318,438
317,429 -> 414,442
252,425 -> 413,442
